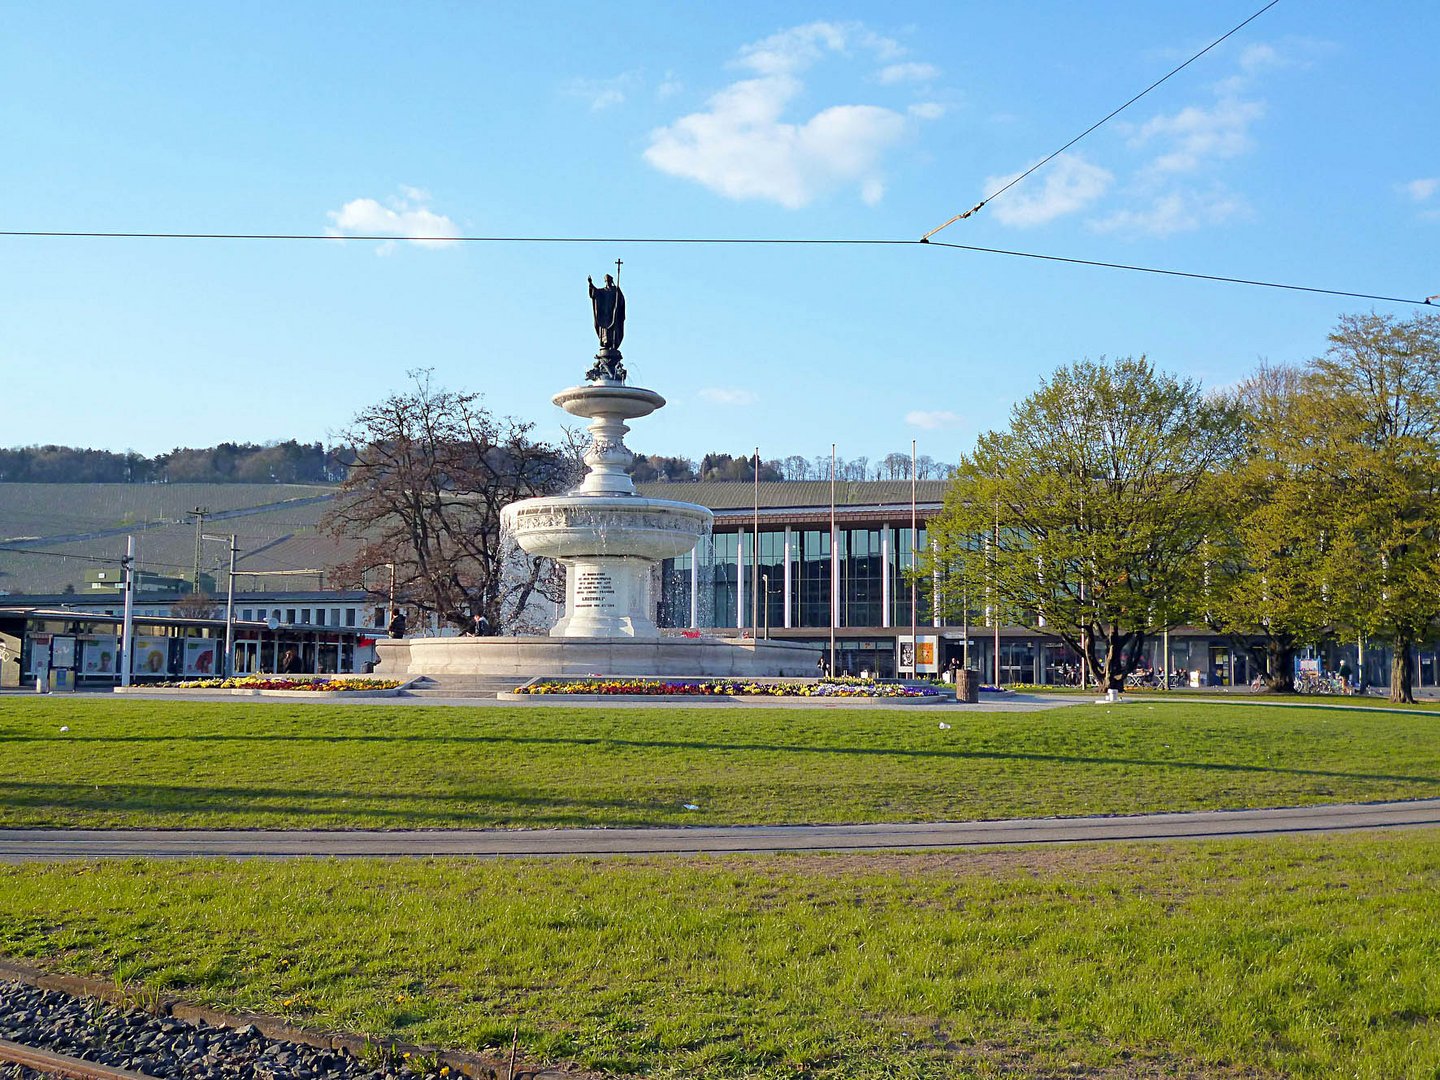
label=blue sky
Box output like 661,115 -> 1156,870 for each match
2,2 -> 1436,469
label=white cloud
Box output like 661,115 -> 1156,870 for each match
1090,189 -> 1246,237
1131,97 -> 1265,176
1402,178 -> 1439,202
906,409 -> 961,430
908,102 -> 945,120
563,73 -> 638,111
645,22 -> 936,208
698,387 -> 758,406
1238,43 -> 1281,73
985,154 -> 1113,227
738,22 -> 851,76
878,62 -> 939,85
325,190 -> 460,250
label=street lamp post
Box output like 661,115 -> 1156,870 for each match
202,533 -> 238,676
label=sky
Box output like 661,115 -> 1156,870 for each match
1,1 -> 1436,470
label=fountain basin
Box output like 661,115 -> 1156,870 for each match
501,495 -> 710,561
553,383 -> 664,421
502,494 -> 712,638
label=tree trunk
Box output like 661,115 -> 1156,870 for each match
1099,631 -> 1136,691
1258,639 -> 1295,693
1390,639 -> 1415,704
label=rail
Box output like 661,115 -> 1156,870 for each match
0,1035 -> 152,1079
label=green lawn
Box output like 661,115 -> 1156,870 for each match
2,834 -> 1437,1077
1,696 -> 1438,829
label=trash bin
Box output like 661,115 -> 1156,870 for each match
955,668 -> 981,704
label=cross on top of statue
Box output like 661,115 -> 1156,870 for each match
585,266 -> 627,383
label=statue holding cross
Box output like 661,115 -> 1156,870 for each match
585,260 -> 627,382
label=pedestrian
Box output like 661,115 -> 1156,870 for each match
471,613 -> 491,637
1338,659 -> 1353,694
279,647 -> 300,675
816,654 -> 829,678
387,609 -> 408,639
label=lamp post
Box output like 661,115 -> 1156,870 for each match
187,507 -> 210,593
202,533 -> 237,676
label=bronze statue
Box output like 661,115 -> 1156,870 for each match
586,273 -> 627,382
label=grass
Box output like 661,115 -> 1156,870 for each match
2,696 -> 1439,829
1,834 -> 1438,1077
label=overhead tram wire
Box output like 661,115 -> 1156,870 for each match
0,230 -> 1427,306
918,239 -> 1425,306
0,231 -> 910,245
919,0 -> 1284,241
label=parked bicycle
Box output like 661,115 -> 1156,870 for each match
1296,673 -> 1347,695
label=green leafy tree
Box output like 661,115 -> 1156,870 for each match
1295,313 -> 1440,702
1206,363 -> 1335,692
926,357 -> 1242,690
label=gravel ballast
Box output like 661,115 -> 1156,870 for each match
0,979 -> 464,1079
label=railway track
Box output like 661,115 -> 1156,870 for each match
0,1035 -> 150,1078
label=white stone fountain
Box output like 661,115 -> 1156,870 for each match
501,380 -> 711,638
374,275 -> 819,683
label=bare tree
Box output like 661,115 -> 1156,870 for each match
781,455 -> 811,481
879,452 -> 910,480
324,371 -> 576,632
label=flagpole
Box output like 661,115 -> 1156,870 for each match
829,443 -> 837,676
911,439 -> 918,678
752,447 -> 760,641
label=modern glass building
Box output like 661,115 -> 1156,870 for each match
643,480 -> 950,678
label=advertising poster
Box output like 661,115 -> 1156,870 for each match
897,635 -> 939,675
27,633 -> 52,675
183,639 -> 218,676
81,635 -> 119,674
50,636 -> 77,670
131,636 -> 171,676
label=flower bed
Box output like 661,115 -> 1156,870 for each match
513,677 -> 942,698
153,676 -> 403,692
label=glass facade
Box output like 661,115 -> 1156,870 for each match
660,523 -> 931,632
794,529 -> 830,627
709,532 -> 739,628
657,550 -> 693,628
889,526 -> 929,627
840,529 -> 884,627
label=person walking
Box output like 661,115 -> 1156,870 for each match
387,609 -> 408,639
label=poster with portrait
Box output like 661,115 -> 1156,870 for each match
130,636 -> 171,676
81,635 -> 118,674
183,638 -> 218,676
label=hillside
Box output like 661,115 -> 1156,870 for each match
0,483 -> 357,596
